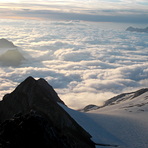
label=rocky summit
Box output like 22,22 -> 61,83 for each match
0,77 -> 95,148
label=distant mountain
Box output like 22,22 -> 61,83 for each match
126,26 -> 148,33
0,38 -> 16,48
0,49 -> 25,66
0,38 -> 25,66
81,88 -> 148,112
0,77 -> 95,148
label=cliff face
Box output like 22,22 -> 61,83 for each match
0,77 -> 95,148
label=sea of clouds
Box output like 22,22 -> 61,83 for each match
0,19 -> 147,109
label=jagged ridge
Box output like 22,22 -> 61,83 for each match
0,77 -> 95,148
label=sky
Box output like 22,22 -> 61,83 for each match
0,0 -> 148,23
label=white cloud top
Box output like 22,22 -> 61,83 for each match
0,20 -> 147,109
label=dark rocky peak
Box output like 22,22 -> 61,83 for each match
78,104 -> 100,112
0,76 -> 66,123
9,76 -> 65,105
37,77 -> 65,104
0,77 -> 95,148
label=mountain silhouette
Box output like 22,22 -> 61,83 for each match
0,77 -> 95,148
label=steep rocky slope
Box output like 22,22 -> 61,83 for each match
0,77 -> 95,148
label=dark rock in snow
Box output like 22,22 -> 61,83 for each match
81,88 -> 148,112
0,77 -> 95,148
79,104 -> 100,112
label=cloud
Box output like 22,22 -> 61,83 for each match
0,20 -> 147,109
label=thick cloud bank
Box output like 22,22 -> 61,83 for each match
0,20 -> 147,109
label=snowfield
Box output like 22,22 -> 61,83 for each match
59,91 -> 148,148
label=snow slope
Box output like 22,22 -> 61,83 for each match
59,91 -> 148,148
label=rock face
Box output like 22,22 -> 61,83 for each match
126,26 -> 148,33
0,77 -> 95,148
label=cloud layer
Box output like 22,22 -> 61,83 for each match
0,20 -> 148,109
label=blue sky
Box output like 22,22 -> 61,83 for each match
0,0 -> 148,23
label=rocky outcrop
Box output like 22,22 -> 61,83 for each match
78,105 -> 100,112
0,77 -> 95,148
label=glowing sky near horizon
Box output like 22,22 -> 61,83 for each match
0,0 -> 147,23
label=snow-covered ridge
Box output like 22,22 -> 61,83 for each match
60,88 -> 148,148
80,88 -> 148,113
